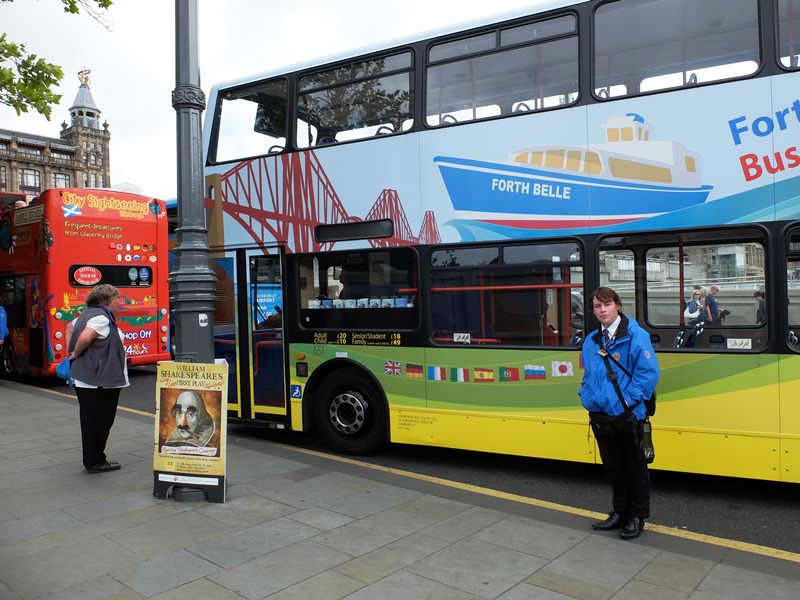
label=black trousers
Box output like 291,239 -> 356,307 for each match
595,418 -> 651,519
76,387 -> 121,468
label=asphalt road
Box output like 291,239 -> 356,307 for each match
35,365 -> 800,556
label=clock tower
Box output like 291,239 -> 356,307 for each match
59,69 -> 111,188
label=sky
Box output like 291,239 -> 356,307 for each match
0,0 -> 551,201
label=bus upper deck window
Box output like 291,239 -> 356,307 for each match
594,0 -> 759,99
213,79 -> 289,163
296,52 -> 413,148
779,0 -> 800,68
426,14 -> 577,126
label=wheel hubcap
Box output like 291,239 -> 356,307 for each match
329,392 -> 368,435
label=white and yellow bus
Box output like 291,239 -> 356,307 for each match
199,0 -> 800,483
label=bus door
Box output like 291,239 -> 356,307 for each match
782,226 -> 800,482
237,248 -> 287,420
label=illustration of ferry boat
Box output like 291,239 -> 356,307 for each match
434,113 -> 713,229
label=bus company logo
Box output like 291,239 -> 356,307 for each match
62,191 -> 87,208
62,191 -> 151,220
73,266 -> 101,286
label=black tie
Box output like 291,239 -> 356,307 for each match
603,328 -> 611,346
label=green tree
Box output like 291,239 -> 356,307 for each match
0,0 -> 113,119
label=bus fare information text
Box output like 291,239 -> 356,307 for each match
312,332 -> 403,346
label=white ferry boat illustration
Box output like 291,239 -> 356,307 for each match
434,113 -> 713,229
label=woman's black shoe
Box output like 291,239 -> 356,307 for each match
86,461 -> 121,473
592,511 -> 626,530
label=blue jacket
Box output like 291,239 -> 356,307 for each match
0,305 -> 8,340
579,314 -> 659,420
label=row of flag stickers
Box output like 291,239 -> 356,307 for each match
384,361 -> 575,381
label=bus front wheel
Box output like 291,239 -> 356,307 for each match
314,369 -> 387,455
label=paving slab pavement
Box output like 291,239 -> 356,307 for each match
1,380 -> 799,599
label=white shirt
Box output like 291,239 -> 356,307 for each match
603,316 -> 622,345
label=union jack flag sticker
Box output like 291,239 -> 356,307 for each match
385,360 -> 402,375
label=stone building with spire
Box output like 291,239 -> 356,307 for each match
0,69 -> 111,199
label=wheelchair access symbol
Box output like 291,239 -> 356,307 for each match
290,385 -> 302,398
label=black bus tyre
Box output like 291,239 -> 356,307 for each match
314,369 -> 387,455
0,342 -> 14,377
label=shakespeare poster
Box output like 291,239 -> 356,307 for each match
152,360 -> 228,502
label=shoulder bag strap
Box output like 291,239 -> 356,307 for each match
604,351 -> 655,417
600,351 -> 630,411
605,351 -> 632,379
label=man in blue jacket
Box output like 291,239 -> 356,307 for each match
579,286 -> 659,539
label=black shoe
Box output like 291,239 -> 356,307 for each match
592,511 -> 626,531
86,460 -> 121,473
619,516 -> 645,539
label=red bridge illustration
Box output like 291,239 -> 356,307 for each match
217,151 -> 441,253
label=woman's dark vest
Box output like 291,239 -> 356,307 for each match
68,306 -> 127,387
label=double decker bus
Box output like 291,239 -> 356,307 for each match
0,187 -> 171,377
1,191 -> 33,209
200,0 -> 800,483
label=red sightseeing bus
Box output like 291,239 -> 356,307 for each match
0,188 -> 171,377
0,191 -> 32,207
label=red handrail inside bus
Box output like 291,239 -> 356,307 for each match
431,282 -> 582,292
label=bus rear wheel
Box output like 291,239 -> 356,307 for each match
314,369 -> 386,455
0,342 -> 14,377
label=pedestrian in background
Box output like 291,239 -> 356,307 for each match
579,286 -> 660,539
66,284 -> 128,473
0,304 -> 8,377
684,289 -> 703,325
705,284 -> 721,325
0,304 -> 8,345
695,286 -> 707,318
754,291 -> 766,325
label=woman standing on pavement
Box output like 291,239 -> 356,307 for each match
66,284 -> 128,473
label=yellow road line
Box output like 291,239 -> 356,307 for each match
118,406 -> 154,418
26,384 -> 154,418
